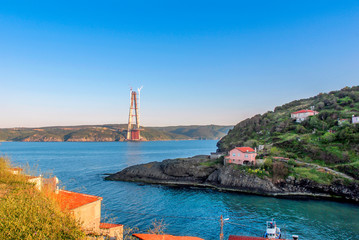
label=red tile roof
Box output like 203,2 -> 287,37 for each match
55,190 -> 102,210
235,147 -> 255,153
228,236 -> 266,240
9,167 -> 23,171
132,234 -> 204,240
24,175 -> 40,180
291,109 -> 317,114
100,223 -> 123,229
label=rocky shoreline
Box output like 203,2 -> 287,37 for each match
105,155 -> 359,203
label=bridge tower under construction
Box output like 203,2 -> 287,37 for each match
126,88 -> 143,141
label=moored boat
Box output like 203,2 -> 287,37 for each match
264,220 -> 281,239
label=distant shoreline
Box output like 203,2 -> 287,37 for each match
0,139 -> 217,143
0,124 -> 232,143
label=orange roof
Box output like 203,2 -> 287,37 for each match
228,236 -> 266,240
24,175 -> 40,180
234,147 -> 255,153
292,109 -> 317,114
100,223 -> 123,229
55,190 -> 102,210
133,234 -> 204,240
9,167 -> 23,171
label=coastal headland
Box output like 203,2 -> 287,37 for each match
105,155 -> 359,203
0,125 -> 232,142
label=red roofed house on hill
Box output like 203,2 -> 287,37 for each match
224,147 -> 257,165
291,109 -> 318,123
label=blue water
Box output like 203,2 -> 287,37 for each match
1,141 -> 359,240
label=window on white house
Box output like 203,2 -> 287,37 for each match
232,153 -> 235,156
245,154 -> 248,158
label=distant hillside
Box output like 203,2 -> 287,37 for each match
217,86 -> 359,180
149,125 -> 232,140
0,124 -> 232,142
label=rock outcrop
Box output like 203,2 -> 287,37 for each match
105,156 -> 359,202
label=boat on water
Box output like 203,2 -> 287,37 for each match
264,220 -> 281,239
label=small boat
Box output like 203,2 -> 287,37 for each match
264,220 -> 281,239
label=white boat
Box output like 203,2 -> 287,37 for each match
264,220 -> 281,239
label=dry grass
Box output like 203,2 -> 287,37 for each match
0,157 -> 85,240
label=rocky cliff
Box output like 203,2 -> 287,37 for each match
105,156 -> 359,202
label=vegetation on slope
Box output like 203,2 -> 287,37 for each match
217,86 -> 359,181
0,125 -> 232,142
0,157 -> 85,240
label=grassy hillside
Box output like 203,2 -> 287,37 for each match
150,125 -> 232,140
0,157 -> 85,239
217,86 -> 359,180
0,125 -> 232,142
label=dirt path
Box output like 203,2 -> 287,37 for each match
276,158 -> 355,181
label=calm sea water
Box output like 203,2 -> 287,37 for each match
1,141 -> 358,240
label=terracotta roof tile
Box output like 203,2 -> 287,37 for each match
235,147 -> 255,153
55,190 -> 102,210
228,236 -> 267,240
100,223 -> 123,229
24,175 -> 40,180
133,233 -> 204,240
8,167 -> 23,171
291,109 -> 318,114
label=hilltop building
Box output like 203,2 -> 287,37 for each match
291,109 -> 318,123
224,147 -> 257,165
352,115 -> 359,124
338,118 -> 350,126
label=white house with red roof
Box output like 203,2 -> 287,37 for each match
225,147 -> 257,165
291,109 -> 318,122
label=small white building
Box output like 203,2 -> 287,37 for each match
291,109 -> 318,123
352,115 -> 359,124
210,152 -> 225,159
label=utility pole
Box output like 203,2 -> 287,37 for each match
220,215 -> 229,240
220,215 -> 224,240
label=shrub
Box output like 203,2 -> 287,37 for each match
321,132 -> 335,143
272,162 -> 289,181
263,158 -> 273,172
0,157 -> 85,240
270,147 -> 281,156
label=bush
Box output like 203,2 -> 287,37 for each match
272,162 -> 289,181
270,147 -> 281,156
263,158 -> 273,172
287,159 -> 296,166
321,132 -> 335,143
0,157 -> 85,240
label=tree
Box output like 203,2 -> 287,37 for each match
147,219 -> 167,235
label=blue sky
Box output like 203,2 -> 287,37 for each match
0,0 -> 358,127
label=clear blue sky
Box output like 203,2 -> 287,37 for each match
0,0 -> 358,127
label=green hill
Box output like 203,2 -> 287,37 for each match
0,124 -> 232,142
217,86 -> 359,180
